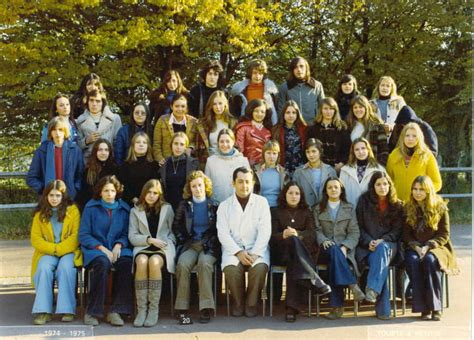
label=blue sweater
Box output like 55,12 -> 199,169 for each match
192,198 -> 209,241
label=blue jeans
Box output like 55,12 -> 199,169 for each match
86,255 -> 133,317
32,253 -> 76,314
366,242 -> 392,317
405,250 -> 442,313
320,245 -> 356,307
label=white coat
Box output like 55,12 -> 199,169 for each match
217,193 -> 271,270
339,164 -> 386,208
128,203 -> 176,274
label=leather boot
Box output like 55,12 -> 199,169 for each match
310,273 -> 332,295
144,280 -> 162,327
133,280 -> 148,327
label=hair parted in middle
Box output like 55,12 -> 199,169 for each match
347,137 -> 379,168
137,179 -> 167,214
405,175 -> 448,231
396,122 -> 431,161
277,181 -> 309,209
170,131 -> 190,149
287,56 -> 311,83
199,60 -> 224,82
34,179 -> 72,223
319,176 -> 347,212
182,170 -> 213,200
346,95 -> 382,130
366,171 -> 399,205
125,132 -> 154,163
315,97 -> 347,130
277,99 -> 307,127
202,90 -> 235,132
86,138 -> 116,185
93,175 -> 123,200
241,98 -> 272,129
47,116 -> 71,141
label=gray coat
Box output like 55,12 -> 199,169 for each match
313,201 -> 361,276
293,163 -> 336,208
128,203 -> 176,273
277,79 -> 325,125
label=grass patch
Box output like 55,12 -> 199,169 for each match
0,209 -> 33,240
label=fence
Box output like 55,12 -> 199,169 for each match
0,168 -> 472,210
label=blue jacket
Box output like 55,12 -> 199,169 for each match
26,140 -> 84,199
113,124 -> 146,165
79,199 -> 132,267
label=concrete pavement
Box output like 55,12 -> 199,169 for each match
0,225 -> 471,339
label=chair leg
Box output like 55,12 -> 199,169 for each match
225,273 -> 230,317
269,269 -> 273,317
391,267 -> 397,318
213,265 -> 217,317
401,270 -> 406,315
316,294 -> 320,317
170,273 -> 174,317
307,289 -> 312,317
445,273 -> 449,308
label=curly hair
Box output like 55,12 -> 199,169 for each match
34,180 -> 72,223
405,176 -> 448,231
182,170 -> 213,199
137,179 -> 167,214
277,181 -> 308,209
93,175 -> 123,200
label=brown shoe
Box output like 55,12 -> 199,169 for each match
325,307 -> 344,320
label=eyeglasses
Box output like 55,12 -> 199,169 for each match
134,111 -> 147,116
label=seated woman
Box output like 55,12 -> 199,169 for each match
173,171 -> 219,325
128,179 -> 176,327
27,117 -> 84,200
159,132 -> 199,211
254,140 -> 288,210
118,132 -> 160,206
30,180 -> 82,325
76,138 -> 118,210
355,171 -> 404,320
271,181 -> 330,322
403,176 -> 459,321
313,177 -> 365,320
79,175 -> 133,326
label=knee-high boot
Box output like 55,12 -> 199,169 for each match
133,280 -> 148,327
144,280 -> 162,327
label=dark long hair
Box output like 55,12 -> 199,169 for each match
34,180 -> 72,223
240,98 -> 272,130
366,171 -> 399,205
86,139 -> 116,185
277,181 -> 308,209
319,177 -> 347,212
335,74 -> 360,101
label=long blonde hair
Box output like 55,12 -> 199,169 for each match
125,132 -> 154,162
314,97 -> 347,131
137,179 -> 167,214
346,95 -> 383,131
372,76 -> 401,99
406,176 -> 448,230
396,122 -> 431,161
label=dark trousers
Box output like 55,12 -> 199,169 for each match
284,236 -> 325,311
86,255 -> 133,317
366,242 -> 392,317
405,250 -> 442,313
320,245 -> 356,307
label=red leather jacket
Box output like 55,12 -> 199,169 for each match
234,121 -> 271,165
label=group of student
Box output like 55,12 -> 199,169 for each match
27,56 -> 457,328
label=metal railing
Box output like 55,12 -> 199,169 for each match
0,167 -> 472,210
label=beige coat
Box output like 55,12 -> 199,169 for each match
128,203 -> 176,273
313,201 -> 361,276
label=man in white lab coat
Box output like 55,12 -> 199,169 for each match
217,166 -> 271,317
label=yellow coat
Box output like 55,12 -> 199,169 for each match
386,148 -> 442,202
30,205 -> 82,285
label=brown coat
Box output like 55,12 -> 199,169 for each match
313,201 -> 361,276
153,114 -> 197,162
270,207 -> 319,265
403,210 -> 459,275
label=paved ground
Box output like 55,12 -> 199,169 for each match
0,225 -> 471,339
